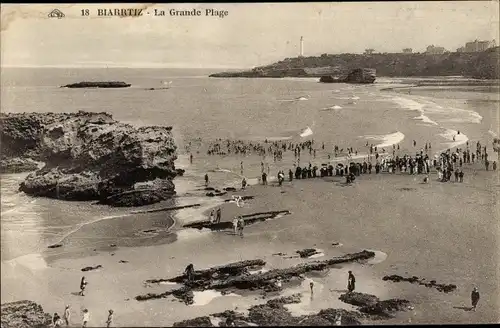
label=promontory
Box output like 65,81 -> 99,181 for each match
61,81 -> 131,88
0,111 -> 180,207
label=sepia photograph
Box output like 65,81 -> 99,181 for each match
1,2 -> 499,327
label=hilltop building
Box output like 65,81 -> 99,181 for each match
425,45 -> 446,55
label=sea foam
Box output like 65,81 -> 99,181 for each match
363,131 -> 405,148
300,127 -> 313,138
438,129 -> 469,150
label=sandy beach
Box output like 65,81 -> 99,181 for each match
2,139 -> 499,326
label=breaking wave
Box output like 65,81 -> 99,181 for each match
362,131 -> 405,148
299,127 -> 313,138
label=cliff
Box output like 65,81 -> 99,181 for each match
1,300 -> 52,328
0,111 -> 178,207
210,47 -> 500,79
61,81 -> 131,88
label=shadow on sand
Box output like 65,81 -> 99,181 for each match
453,306 -> 473,312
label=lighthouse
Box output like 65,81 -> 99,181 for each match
299,36 -> 304,57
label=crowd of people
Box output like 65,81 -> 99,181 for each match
50,299 -> 113,327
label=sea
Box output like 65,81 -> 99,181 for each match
1,67 -> 498,264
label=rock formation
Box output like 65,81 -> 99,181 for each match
382,274 -> 457,293
0,111 -> 178,207
61,81 -> 131,88
1,300 -> 52,328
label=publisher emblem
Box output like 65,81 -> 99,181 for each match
48,9 -> 65,19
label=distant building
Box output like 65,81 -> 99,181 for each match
402,48 -> 413,54
456,46 -> 466,53
364,48 -> 375,55
299,36 -> 304,57
425,45 -> 446,55
464,39 -> 496,52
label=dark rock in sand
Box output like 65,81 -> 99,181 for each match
182,210 -> 290,231
0,157 -> 40,174
272,252 -> 287,256
1,300 -> 52,328
176,168 -> 185,176
0,111 -> 178,207
47,243 -> 62,249
339,292 -> 380,307
223,187 -> 236,192
81,265 -> 102,272
359,299 -> 412,318
138,251 -> 375,304
205,187 -> 216,191
296,248 -> 320,258
382,274 -> 457,293
119,260 -> 129,263
206,192 -> 216,197
266,293 -> 302,308
173,316 -> 214,327
61,81 -> 131,88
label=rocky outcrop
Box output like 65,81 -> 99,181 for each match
173,295 -> 364,327
61,81 -> 131,88
136,251 -> 375,303
1,300 -> 52,328
0,111 -> 178,207
211,48 -> 499,79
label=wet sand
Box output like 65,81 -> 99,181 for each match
2,158 -> 498,326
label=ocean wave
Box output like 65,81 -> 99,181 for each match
4,253 -> 48,271
322,105 -> 343,110
55,213 -> 133,245
413,114 -> 438,126
300,127 -> 313,138
438,129 -> 469,150
362,131 -> 405,148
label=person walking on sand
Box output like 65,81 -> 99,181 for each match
63,305 -> 70,327
204,173 -> 209,186
79,276 -> 87,296
241,177 -> 247,190
347,271 -> 356,292
82,309 -> 90,328
106,309 -> 114,328
471,287 -> 480,311
310,281 -> 314,294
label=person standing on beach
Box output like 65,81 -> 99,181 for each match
189,153 -> 193,164
240,161 -> 244,175
493,161 -> 497,171
79,276 -> 87,296
204,173 -> 209,186
209,210 -> 215,223
289,169 -> 293,182
63,305 -> 70,327
238,216 -> 245,237
106,310 -> 114,328
232,217 -> 239,235
82,309 -> 90,328
347,271 -> 356,292
216,207 -> 222,223
262,172 -> 267,185
185,263 -> 195,282
471,287 -> 480,311
241,177 -> 247,190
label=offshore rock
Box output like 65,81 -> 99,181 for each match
0,300 -> 52,328
0,111 -> 178,207
61,81 -> 131,88
0,157 -> 40,174
359,299 -> 412,318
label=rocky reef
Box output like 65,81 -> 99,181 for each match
0,111 -> 178,207
61,81 -> 131,88
1,300 -> 52,328
136,250 -> 375,304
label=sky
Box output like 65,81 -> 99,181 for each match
1,2 -> 499,68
